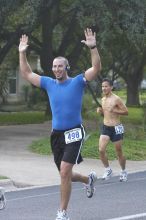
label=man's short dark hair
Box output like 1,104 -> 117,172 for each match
102,78 -> 113,86
54,56 -> 69,67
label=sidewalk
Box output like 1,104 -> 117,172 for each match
0,122 -> 146,191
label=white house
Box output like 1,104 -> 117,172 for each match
7,53 -> 42,102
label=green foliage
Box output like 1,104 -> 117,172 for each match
0,0 -> 24,24
21,85 -> 30,102
29,87 -> 47,104
0,65 -> 9,103
30,137 -> 52,155
82,92 -> 101,119
3,0 -> 41,31
82,91 -> 144,125
0,112 -> 48,125
121,107 -> 143,125
21,85 -> 47,105
1,0 -> 146,107
0,175 -> 8,180
0,47 -> 19,103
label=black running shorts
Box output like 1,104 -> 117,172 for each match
101,124 -> 124,142
50,125 -> 85,170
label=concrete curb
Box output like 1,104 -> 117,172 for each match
0,179 -> 33,191
1,169 -> 146,193
0,179 -> 16,191
0,179 -> 13,186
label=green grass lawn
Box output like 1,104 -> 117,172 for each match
29,125 -> 146,161
0,111 -> 49,125
0,176 -> 8,179
29,106 -> 146,161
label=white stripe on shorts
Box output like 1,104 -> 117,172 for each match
75,124 -> 86,164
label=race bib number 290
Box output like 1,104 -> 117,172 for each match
115,124 -> 124,135
64,128 -> 82,144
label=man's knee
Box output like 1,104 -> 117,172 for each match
60,168 -> 69,178
60,162 -> 73,179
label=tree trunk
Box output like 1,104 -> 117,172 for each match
40,6 -> 55,116
126,79 -> 140,106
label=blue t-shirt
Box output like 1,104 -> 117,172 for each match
40,74 -> 86,130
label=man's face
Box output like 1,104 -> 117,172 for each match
52,58 -> 67,81
102,81 -> 112,95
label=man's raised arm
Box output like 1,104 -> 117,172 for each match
19,35 -> 41,87
81,28 -> 101,81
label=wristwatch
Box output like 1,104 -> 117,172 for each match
90,45 -> 97,49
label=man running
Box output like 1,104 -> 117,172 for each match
97,78 -> 128,182
19,28 -> 101,220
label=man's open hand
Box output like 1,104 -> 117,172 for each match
81,28 -> 96,48
19,35 -> 29,52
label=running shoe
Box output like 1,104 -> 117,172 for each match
85,171 -> 97,198
102,168 -> 113,180
0,187 -> 6,210
56,210 -> 70,220
119,170 -> 128,182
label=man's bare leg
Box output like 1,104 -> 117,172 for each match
114,140 -> 126,170
59,161 -> 97,212
99,135 -> 113,180
71,172 -> 89,183
99,135 -> 110,168
115,140 -> 128,182
59,161 -> 73,211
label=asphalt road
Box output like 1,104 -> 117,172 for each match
0,171 -> 146,220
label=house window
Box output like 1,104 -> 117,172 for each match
8,72 -> 17,94
9,78 -> 16,94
